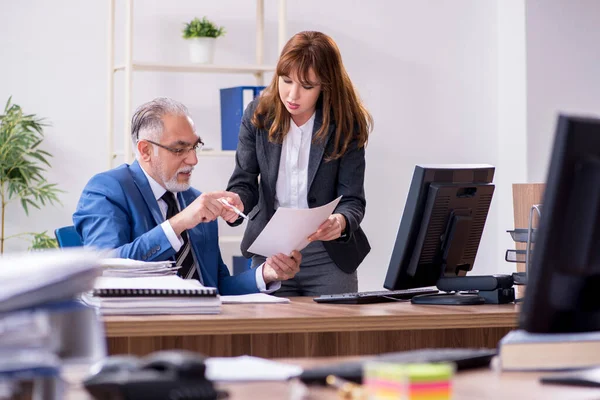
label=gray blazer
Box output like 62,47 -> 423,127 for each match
227,99 -> 371,273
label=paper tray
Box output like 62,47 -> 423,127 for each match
506,229 -> 537,243
505,249 -> 529,263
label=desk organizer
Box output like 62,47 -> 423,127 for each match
506,204 -> 542,299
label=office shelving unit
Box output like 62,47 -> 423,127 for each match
106,0 -> 287,166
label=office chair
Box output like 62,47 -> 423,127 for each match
54,226 -> 83,248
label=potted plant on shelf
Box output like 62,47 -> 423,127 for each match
0,97 -> 63,253
182,16 -> 226,64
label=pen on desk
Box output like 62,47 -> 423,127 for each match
219,198 -> 249,220
326,375 -> 364,399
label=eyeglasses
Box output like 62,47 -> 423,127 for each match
144,139 -> 204,157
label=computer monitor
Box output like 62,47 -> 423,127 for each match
384,165 -> 495,292
521,115 -> 600,333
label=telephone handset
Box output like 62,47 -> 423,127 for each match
83,350 -> 227,400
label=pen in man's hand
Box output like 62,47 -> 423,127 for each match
219,198 -> 249,220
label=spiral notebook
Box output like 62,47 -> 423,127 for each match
81,276 -> 220,315
92,276 -> 217,297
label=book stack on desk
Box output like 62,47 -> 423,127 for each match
81,275 -> 221,315
0,249 -> 106,397
499,329 -> 600,371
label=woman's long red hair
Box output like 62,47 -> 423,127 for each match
252,31 -> 373,160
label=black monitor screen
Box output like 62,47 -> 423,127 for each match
522,115 -> 600,333
384,165 -> 495,290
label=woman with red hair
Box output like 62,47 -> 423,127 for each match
227,31 -> 373,296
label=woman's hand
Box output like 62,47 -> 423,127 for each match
307,213 -> 346,242
262,251 -> 302,284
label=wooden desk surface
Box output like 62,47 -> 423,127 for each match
219,370 -> 600,400
65,358 -> 600,400
104,297 -> 519,337
221,358 -> 600,400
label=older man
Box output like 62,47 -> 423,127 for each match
74,98 -> 300,295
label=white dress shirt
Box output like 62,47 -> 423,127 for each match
139,166 -> 274,292
275,113 -> 315,209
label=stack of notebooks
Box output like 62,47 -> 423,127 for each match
81,275 -> 221,315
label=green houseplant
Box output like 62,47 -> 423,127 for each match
182,17 -> 226,64
0,97 -> 62,253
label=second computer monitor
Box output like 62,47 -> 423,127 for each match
384,165 -> 495,290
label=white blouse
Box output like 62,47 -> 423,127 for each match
275,113 -> 316,209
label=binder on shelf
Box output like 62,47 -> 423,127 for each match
220,86 -> 265,151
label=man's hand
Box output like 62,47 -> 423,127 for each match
262,250 -> 302,284
218,193 -> 245,223
307,213 -> 346,242
169,190 -> 239,236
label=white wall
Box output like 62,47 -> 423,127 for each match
496,1 -> 528,273
526,0 -> 600,182
1,0 -> 526,290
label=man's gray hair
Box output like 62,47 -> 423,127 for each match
131,97 -> 192,147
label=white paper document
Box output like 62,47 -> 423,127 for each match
99,258 -> 179,277
92,275 -> 207,291
248,196 -> 342,257
99,258 -> 173,269
220,293 -> 290,304
205,355 -> 303,381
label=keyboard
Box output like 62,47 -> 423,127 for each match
313,287 -> 439,304
300,347 -> 497,384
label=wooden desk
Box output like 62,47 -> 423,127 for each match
105,298 -> 518,358
65,358 -> 600,400
220,368 -> 600,400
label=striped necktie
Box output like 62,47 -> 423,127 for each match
161,191 -> 200,282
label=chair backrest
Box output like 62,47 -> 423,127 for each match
54,226 -> 83,248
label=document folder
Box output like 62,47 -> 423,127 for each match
220,86 -> 265,150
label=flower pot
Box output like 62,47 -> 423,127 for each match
188,37 -> 216,64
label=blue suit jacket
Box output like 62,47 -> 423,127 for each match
73,161 -> 259,295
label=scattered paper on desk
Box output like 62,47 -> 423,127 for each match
221,293 -> 290,304
205,356 -> 303,381
248,196 -> 342,257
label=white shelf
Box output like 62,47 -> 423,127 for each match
114,62 -> 275,75
107,0 -> 287,168
199,150 -> 236,157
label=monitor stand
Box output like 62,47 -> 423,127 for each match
410,274 -> 515,305
411,292 -> 485,305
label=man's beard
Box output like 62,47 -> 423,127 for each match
155,161 -> 193,192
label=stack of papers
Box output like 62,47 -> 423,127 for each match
0,248 -> 103,313
0,249 -> 106,387
99,258 -> 180,277
0,309 -> 53,349
81,276 -> 221,315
